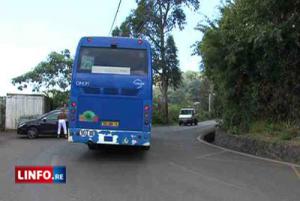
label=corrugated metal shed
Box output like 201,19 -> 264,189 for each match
5,93 -> 46,129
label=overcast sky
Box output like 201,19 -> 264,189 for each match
0,0 -> 220,96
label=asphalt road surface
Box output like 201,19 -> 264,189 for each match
0,120 -> 299,201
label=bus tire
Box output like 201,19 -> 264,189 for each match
87,143 -> 97,150
142,146 -> 150,151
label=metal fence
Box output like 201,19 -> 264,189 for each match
0,97 -> 5,130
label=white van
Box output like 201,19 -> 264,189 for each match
178,108 -> 198,126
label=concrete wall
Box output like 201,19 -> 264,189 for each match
5,94 -> 46,129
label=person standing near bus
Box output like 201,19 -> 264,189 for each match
57,108 -> 67,138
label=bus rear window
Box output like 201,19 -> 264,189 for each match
78,47 -> 148,76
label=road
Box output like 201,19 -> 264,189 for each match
0,120 -> 299,201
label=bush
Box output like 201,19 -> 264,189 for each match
197,110 -> 212,121
152,109 -> 164,125
168,104 -> 181,124
248,120 -> 300,141
198,0 -> 300,133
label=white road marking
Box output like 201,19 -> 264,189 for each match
196,150 -> 227,159
291,166 -> 300,179
196,135 -> 300,168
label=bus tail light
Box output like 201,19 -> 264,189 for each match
144,105 -> 150,111
138,39 -> 143,45
144,105 -> 150,125
87,37 -> 93,43
71,102 -> 77,107
70,101 -> 77,121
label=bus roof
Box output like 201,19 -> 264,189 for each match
78,36 -> 151,50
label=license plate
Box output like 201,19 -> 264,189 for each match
104,136 -> 113,142
101,121 -> 119,127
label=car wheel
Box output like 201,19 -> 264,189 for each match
179,122 -> 182,126
195,120 -> 198,125
27,127 -> 38,139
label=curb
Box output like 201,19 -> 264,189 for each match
197,130 -> 300,168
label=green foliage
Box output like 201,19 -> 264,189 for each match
168,104 -> 182,123
248,120 -> 299,141
197,0 -> 300,132
47,90 -> 70,109
152,96 -> 164,124
152,71 -> 215,124
12,50 -> 73,109
113,0 -> 199,123
12,49 -> 72,92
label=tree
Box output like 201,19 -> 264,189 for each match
113,0 -> 200,123
12,49 -> 73,108
196,0 -> 300,132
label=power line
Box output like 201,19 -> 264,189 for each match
108,0 -> 122,35
136,21 -> 146,36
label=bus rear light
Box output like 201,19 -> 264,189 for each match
144,105 -> 150,111
71,102 -> 76,107
138,39 -> 143,45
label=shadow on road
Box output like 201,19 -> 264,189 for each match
76,146 -> 148,163
17,135 -> 67,140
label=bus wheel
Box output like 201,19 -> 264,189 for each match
141,146 -> 150,151
27,127 -> 38,139
87,142 -> 97,150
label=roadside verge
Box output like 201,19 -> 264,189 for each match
199,128 -> 300,166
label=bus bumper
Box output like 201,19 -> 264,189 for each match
68,128 -> 151,147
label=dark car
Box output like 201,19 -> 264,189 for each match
17,109 -> 68,139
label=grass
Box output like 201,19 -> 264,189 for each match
246,120 -> 300,145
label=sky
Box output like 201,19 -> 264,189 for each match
0,0 -> 221,96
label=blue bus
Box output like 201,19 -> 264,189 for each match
68,37 -> 152,150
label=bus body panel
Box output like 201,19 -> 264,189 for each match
76,97 -> 143,130
68,37 -> 152,147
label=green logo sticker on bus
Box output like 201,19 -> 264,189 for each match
79,111 -> 99,122
80,55 -> 94,70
